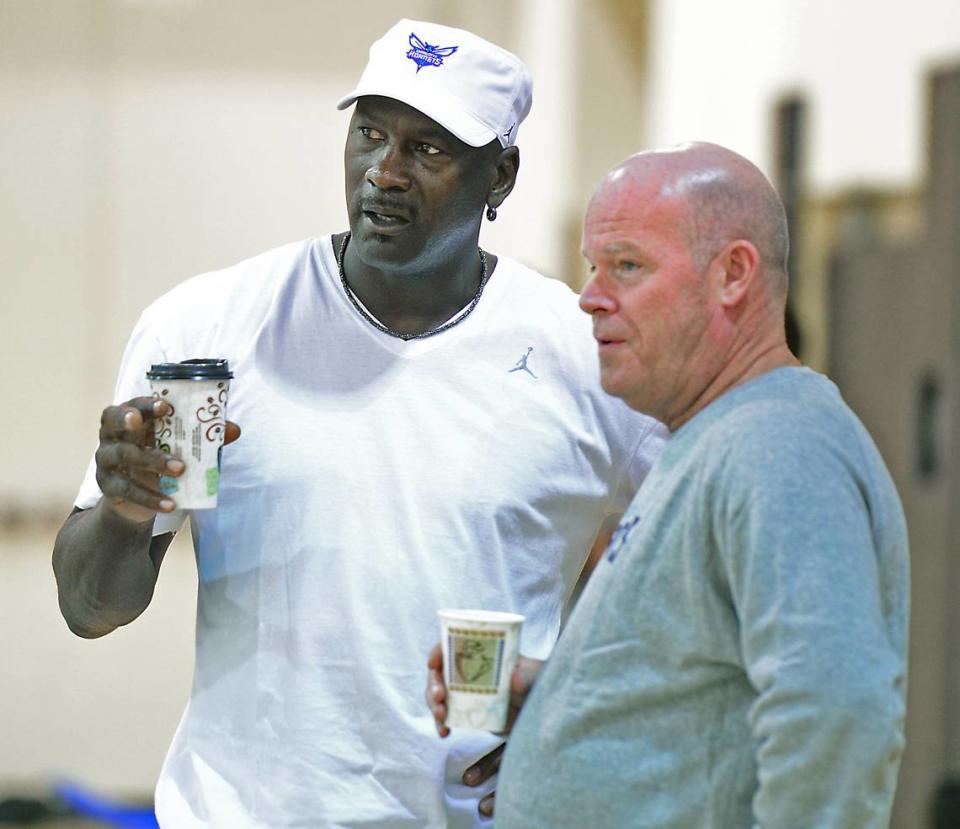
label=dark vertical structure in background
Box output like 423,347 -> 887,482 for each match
927,63 -> 960,795
774,96 -> 806,358
828,63 -> 960,829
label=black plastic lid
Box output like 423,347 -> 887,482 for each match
146,358 -> 233,380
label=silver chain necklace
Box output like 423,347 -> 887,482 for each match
337,232 -> 489,341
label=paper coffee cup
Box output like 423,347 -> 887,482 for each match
438,609 -> 524,732
146,359 -> 233,510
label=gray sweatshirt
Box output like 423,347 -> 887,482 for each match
496,367 -> 909,829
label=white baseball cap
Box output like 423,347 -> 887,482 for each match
337,19 -> 533,148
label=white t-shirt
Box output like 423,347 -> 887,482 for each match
76,236 -> 665,828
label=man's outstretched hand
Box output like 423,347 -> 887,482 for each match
425,642 -> 543,817
95,396 -> 240,524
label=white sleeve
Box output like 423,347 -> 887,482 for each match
74,309 -> 187,536
606,414 -> 668,515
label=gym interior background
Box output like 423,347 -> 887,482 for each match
2,2 -> 959,826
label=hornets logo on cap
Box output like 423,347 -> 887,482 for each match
406,32 -> 458,72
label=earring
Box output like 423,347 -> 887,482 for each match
486,206 -> 497,222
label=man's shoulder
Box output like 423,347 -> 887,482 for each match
131,237 -> 323,357
154,238 -> 316,306
693,368 -> 888,488
492,257 -> 664,449
495,255 -> 579,306
491,256 -> 594,346
696,368 -> 835,438
144,239 -> 316,326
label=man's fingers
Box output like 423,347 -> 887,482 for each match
428,687 -> 449,736
432,707 -> 449,738
92,394 -> 234,525
427,667 -> 446,705
95,435 -> 182,521
109,477 -> 169,508
511,656 -> 544,697
462,742 -> 505,786
100,397 -> 169,441
96,441 -> 182,477
425,642 -> 450,737
96,395 -> 184,498
102,473 -> 176,517
478,791 -> 496,818
224,421 -> 241,446
427,642 -> 443,670
127,464 -> 177,495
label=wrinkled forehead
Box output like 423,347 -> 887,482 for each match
586,167 -> 688,229
583,166 -> 700,257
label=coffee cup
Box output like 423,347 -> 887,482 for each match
146,359 -> 233,510
437,609 -> 524,732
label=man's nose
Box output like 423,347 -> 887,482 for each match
579,272 -> 616,315
366,145 -> 410,191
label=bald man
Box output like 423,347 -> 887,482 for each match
452,143 -> 909,827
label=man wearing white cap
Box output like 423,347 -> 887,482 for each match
53,19 -> 664,828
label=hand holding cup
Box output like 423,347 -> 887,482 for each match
426,634 -> 544,819
95,359 -> 240,523
426,635 -> 543,738
95,396 -> 188,524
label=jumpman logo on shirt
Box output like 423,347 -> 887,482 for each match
508,346 -> 537,378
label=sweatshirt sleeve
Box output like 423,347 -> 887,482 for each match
715,425 -> 907,829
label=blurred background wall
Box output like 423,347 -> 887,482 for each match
2,1 -> 958,826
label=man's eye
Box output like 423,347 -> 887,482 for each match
618,260 -> 639,271
359,127 -> 384,140
416,143 -> 442,155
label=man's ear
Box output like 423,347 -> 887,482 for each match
713,239 -> 760,308
488,146 -> 520,209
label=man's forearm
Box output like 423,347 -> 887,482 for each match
751,675 -> 905,828
52,503 -> 170,638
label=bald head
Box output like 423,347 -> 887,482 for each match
592,142 -> 790,301
581,142 -> 799,427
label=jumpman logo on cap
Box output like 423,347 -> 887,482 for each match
508,346 -> 537,378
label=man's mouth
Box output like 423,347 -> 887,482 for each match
360,202 -> 411,232
594,333 -> 624,351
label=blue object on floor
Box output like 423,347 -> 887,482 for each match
53,780 -> 159,829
